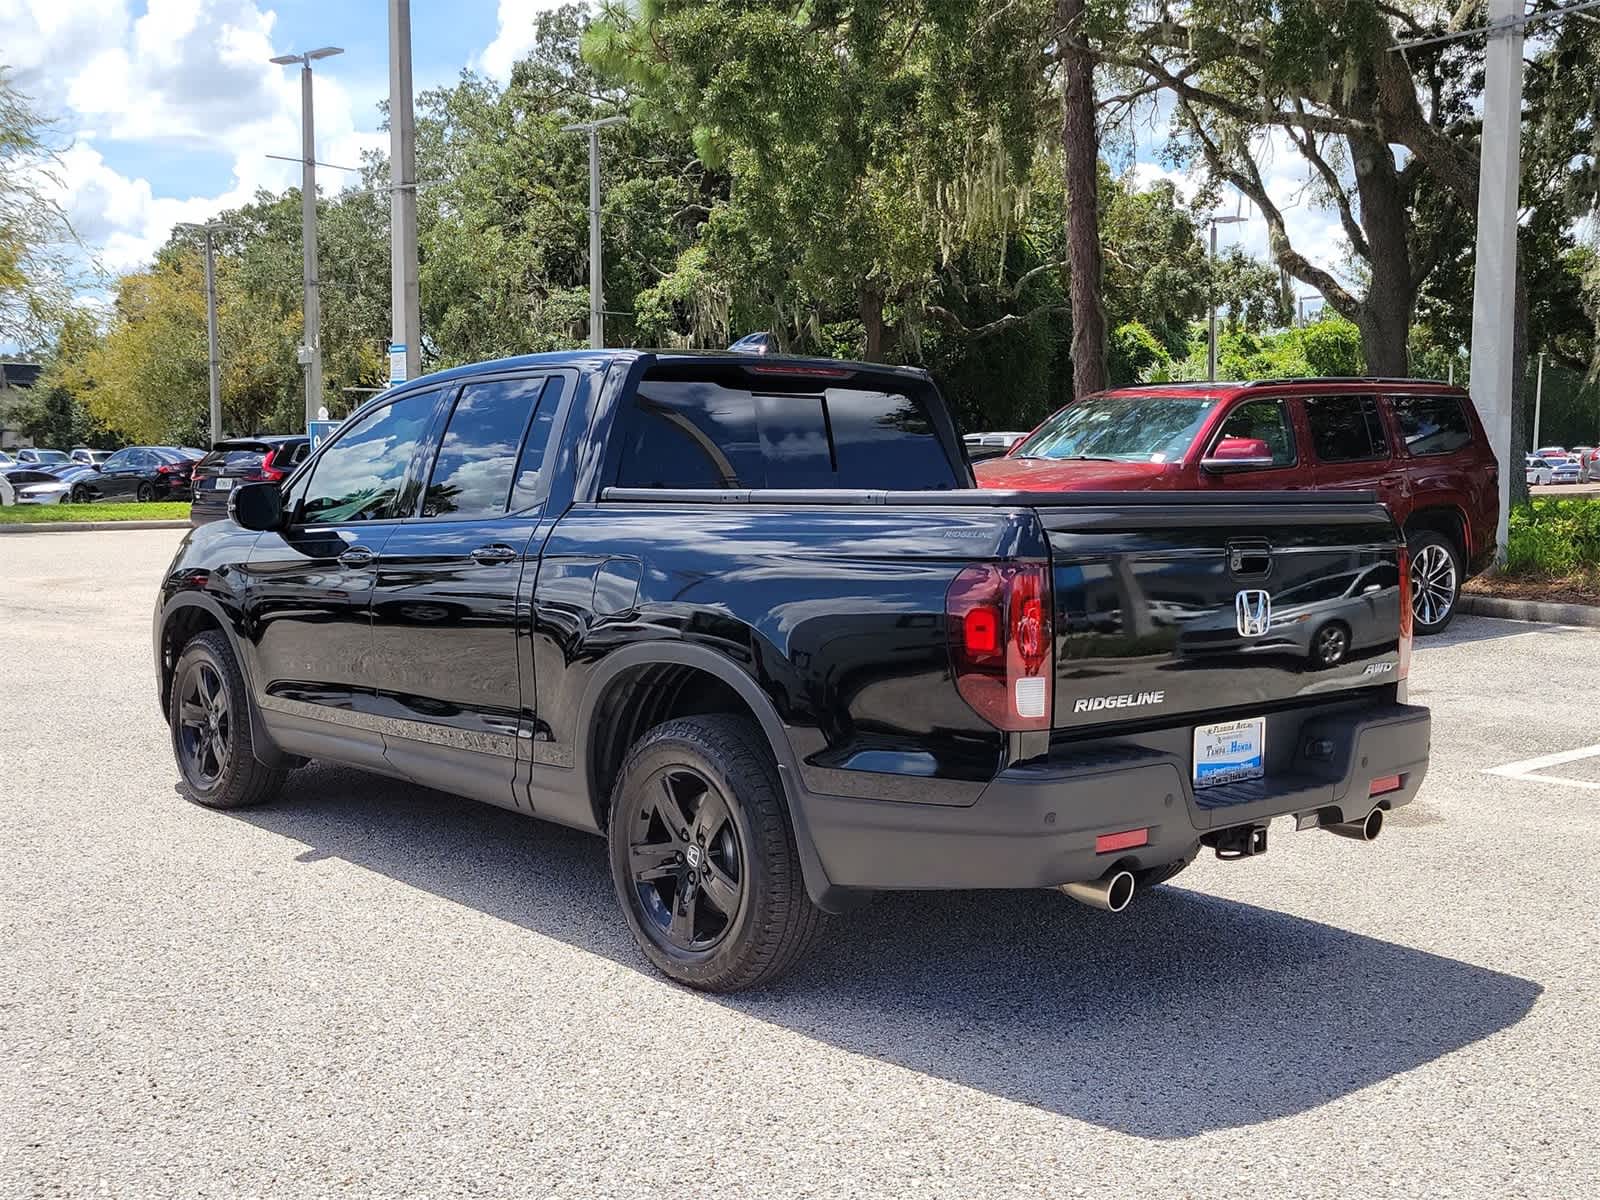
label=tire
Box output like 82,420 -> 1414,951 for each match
70,484 -> 89,504
136,481 -> 155,502
1311,621 -> 1350,668
169,630 -> 287,810
1408,529 -> 1463,636
608,714 -> 826,992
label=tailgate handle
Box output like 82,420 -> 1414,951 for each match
1228,539 -> 1272,579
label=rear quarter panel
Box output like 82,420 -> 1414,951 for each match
532,503 -> 1038,805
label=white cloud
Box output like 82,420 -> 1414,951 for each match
478,0 -> 571,80
2,0 -> 382,275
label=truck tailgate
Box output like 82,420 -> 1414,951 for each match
1037,497 -> 1405,734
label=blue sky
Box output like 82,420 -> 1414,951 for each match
3,0 -> 1342,310
3,0 -> 562,276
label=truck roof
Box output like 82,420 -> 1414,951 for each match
383,348 -> 934,400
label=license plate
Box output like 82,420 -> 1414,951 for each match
1193,717 -> 1265,788
214,477 -> 234,490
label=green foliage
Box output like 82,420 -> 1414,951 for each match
1,68 -> 74,345
1108,321 -> 1169,386
1505,500 -> 1600,577
1174,315 -> 1366,381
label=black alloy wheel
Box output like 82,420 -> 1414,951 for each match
136,481 -> 155,502
176,660 -> 231,789
168,630 -> 286,809
608,715 -> 826,992
70,484 -> 90,503
627,766 -> 745,954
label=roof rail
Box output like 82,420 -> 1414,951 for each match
1240,376 -> 1455,388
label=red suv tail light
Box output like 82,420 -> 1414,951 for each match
257,448 -> 286,482
1397,544 -> 1413,680
946,561 -> 1054,731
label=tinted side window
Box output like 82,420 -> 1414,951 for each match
300,390 -> 440,523
510,378 -> 560,510
102,451 -> 129,469
615,372 -> 958,490
422,376 -> 546,519
1212,399 -> 1296,466
1390,394 -> 1472,456
1305,396 -> 1388,463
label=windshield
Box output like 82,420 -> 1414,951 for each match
1013,395 -> 1217,463
32,449 -> 70,463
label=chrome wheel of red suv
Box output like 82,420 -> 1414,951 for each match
1409,534 -> 1461,634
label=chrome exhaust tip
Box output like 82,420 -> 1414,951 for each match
1060,869 -> 1136,913
1325,806 -> 1385,842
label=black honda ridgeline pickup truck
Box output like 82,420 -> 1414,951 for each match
155,351 -> 1430,991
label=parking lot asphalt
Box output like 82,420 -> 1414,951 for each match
2,529 -> 1598,1199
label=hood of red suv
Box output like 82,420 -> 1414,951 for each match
973,455 -> 1173,491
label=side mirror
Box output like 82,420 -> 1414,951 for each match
229,481 -> 285,531
1202,436 -> 1277,473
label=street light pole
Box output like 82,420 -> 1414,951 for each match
270,46 -> 344,429
561,116 -> 627,349
1205,214 -> 1246,383
177,222 -> 224,445
388,0 -> 420,385
1532,351 -> 1546,451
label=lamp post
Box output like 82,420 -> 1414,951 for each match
388,2 -> 420,386
561,115 -> 627,348
1206,214 -> 1247,383
177,222 -> 224,446
269,45 -> 344,429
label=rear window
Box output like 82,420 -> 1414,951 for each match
1389,394 -> 1472,456
1305,396 -> 1390,463
614,366 -> 959,490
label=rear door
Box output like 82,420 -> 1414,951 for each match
368,370 -> 571,807
1040,498 -> 1404,734
1305,393 -> 1409,515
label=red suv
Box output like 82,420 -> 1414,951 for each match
974,379 -> 1498,634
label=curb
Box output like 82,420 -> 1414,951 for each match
0,519 -> 191,534
1458,593 -> 1600,628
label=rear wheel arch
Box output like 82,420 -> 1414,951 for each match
577,642 -> 839,910
1403,504 -> 1469,560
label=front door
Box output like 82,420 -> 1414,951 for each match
368,372 -> 567,808
240,386 -> 447,771
96,448 -> 142,498
1196,396 -> 1307,490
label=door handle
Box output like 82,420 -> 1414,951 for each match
337,546 -> 376,568
470,544 -> 518,565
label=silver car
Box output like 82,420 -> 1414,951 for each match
0,466 -> 72,505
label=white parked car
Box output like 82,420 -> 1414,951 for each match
1526,455 -> 1554,486
0,466 -> 72,505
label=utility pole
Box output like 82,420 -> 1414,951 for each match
1467,0 -> 1523,564
177,222 -> 223,444
561,116 -> 627,348
388,1 -> 420,386
271,45 -> 344,428
1205,214 -> 1246,383
1532,351 -> 1546,450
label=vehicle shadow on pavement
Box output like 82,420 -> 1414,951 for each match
235,763 -> 1542,1140
1427,615 -> 1579,648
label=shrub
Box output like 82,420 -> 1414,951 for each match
1504,499 -> 1600,576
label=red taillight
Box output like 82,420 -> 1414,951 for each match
1397,544 -> 1413,680
1369,774 -> 1403,796
946,561 -> 1054,731
155,463 -> 178,474
257,449 -> 285,482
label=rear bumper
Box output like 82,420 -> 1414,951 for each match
794,702 -> 1430,892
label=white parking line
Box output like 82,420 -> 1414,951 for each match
1485,744 -> 1600,790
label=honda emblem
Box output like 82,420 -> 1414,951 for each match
1235,589 -> 1272,637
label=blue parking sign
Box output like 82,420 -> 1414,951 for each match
308,420 -> 342,450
